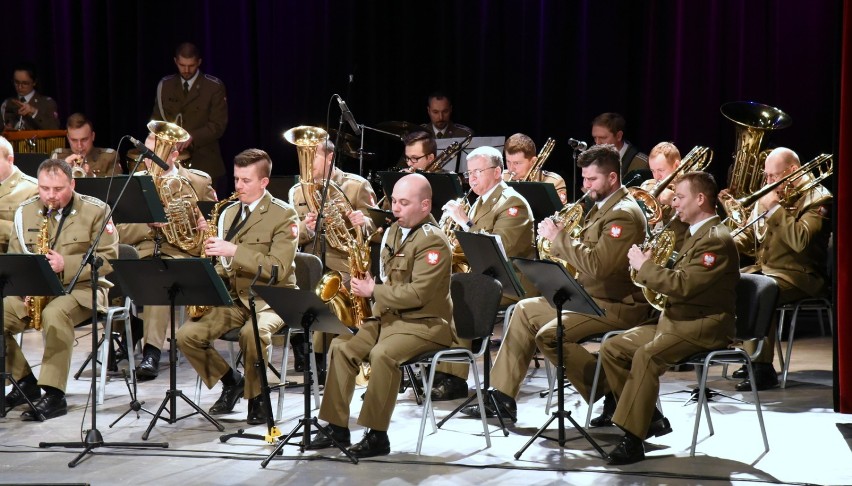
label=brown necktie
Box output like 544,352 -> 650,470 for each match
436,131 -> 444,139
183,81 -> 189,94
19,96 -> 26,102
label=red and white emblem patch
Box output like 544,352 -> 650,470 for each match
290,224 -> 299,238
701,252 -> 717,268
426,250 -> 440,265
609,225 -> 622,238
507,207 -> 519,217
105,219 -> 115,235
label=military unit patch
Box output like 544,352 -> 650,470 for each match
426,250 -> 440,265
609,225 -> 622,238
701,252 -> 717,268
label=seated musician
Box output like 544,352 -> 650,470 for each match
51,113 -> 123,177
0,135 -> 38,253
435,145 -> 535,401
176,149 -> 299,425
640,141 -> 688,247
502,133 -> 568,204
461,144 -> 650,421
3,159 -> 118,420
118,132 -> 216,380
729,147 -> 832,391
1,63 -> 60,130
601,171 -> 739,464
591,112 -> 648,184
421,92 -> 473,139
401,130 -> 438,172
308,173 -> 453,458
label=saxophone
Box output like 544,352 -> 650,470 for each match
26,204 -> 54,330
438,189 -> 472,273
187,192 -> 240,319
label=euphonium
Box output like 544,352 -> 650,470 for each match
422,134 -> 473,173
187,192 -> 240,319
26,204 -> 54,330
438,189 -> 473,273
628,146 -> 713,225
147,120 -> 203,252
630,212 -> 679,311
515,138 -> 556,181
536,193 -> 590,276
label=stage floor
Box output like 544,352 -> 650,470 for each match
1,322 -> 849,485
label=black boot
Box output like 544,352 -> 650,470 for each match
314,353 -> 326,386
4,375 -> 41,412
590,393 -> 616,427
736,363 -> 779,391
646,407 -> 673,439
306,423 -> 351,450
348,429 -> 391,458
608,430 -> 645,465
136,344 -> 161,381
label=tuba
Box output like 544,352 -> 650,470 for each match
515,138 -> 556,181
536,193 -> 590,276
720,153 -> 833,228
721,101 -> 792,198
422,134 -> 473,173
630,212 -> 680,310
26,204 -> 54,330
147,120 -> 203,252
629,146 -> 713,225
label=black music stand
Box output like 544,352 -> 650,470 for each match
108,258 -> 232,439
365,207 -> 397,229
13,152 -> 49,178
266,175 -> 300,200
506,181 -> 563,222
378,171 -> 463,221
0,255 -> 64,418
73,175 -> 168,225
510,258 -> 606,459
251,287 -> 357,467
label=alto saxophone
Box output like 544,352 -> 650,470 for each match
26,204 -> 54,330
187,192 -> 240,319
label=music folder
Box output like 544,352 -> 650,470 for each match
507,181 -> 564,222
454,231 -> 525,299
510,258 -> 604,316
366,207 -> 397,229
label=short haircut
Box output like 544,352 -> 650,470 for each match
577,144 -> 621,176
13,62 -> 37,82
404,130 -> 437,156
0,136 -> 13,159
649,141 -> 680,162
591,112 -> 626,134
427,91 -> 451,105
674,171 -> 719,207
66,112 -> 93,131
234,148 -> 272,178
504,133 -> 536,158
175,42 -> 201,59
38,158 -> 73,181
466,146 -> 504,169
316,139 -> 335,156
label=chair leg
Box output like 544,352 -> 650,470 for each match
691,358 -> 713,457
781,305 -> 803,389
98,317 -> 111,405
277,329 -> 292,421
585,351 -> 605,427
544,358 -> 555,414
469,359 -> 491,449
775,308 -> 787,376
746,359 -> 770,454
195,375 -> 203,404
309,351 -> 320,410
416,364 -> 439,455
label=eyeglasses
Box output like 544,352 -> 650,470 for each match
13,80 -> 33,87
463,166 -> 500,178
403,154 -> 429,163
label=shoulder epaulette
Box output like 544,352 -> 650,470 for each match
634,152 -> 649,162
19,173 -> 37,184
79,194 -> 107,207
19,194 -> 40,206
161,74 -> 177,82
187,168 -> 212,180
203,74 -> 223,85
269,197 -> 293,210
102,148 -> 116,154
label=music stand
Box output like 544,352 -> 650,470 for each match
365,207 -> 397,229
0,255 -> 64,418
13,152 -> 49,178
510,258 -> 606,459
108,258 -> 232,439
455,232 -> 525,300
506,181 -> 563,222
73,175 -> 168,224
266,175 -> 300,200
457,136 -> 507,174
250,287 -> 357,466
378,171 -> 463,221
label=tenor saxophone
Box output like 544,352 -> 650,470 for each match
26,204 -> 54,330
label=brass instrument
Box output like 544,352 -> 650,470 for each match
422,134 -> 473,173
721,101 -> 792,198
26,204 -> 54,330
630,212 -> 680,311
516,138 -> 556,181
70,153 -> 88,178
187,192 -> 240,319
147,120 -> 203,252
628,146 -> 713,225
536,194 -> 590,276
438,189 -> 473,273
720,153 -> 833,227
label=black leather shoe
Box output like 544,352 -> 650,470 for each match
735,364 -> 778,391
731,365 -> 748,379
608,432 -> 645,465
209,377 -> 245,415
430,373 -> 468,401
4,380 -> 41,412
246,396 -> 268,425
136,353 -> 160,381
306,424 -> 351,450
460,389 -> 518,422
646,416 -> 673,439
348,430 -> 391,458
590,393 -> 616,427
21,394 -> 67,421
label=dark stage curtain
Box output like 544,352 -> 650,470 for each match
1,0 -> 848,410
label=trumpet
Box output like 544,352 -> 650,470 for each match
70,152 -> 88,178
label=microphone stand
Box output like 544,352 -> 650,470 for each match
39,141 -> 168,467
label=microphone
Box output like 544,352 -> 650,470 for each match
129,136 -> 169,170
336,95 -> 362,136
567,138 -> 588,151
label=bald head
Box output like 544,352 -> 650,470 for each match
392,173 -> 433,228
766,147 -> 800,170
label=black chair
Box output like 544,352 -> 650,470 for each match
401,272 -> 503,454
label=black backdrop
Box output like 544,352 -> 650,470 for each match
1,0 -> 843,193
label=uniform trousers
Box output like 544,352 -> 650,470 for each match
319,319 -> 445,431
4,295 -> 90,393
176,304 -> 283,399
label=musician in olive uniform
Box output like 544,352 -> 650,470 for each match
438,145 -> 535,401
461,144 -> 650,420
118,133 -> 217,380
152,42 -> 228,181
0,136 -> 38,253
591,112 -> 648,184
602,171 -> 739,464
308,173 -> 453,458
176,149 -> 298,424
3,159 -> 118,420
2,64 -> 60,130
402,130 -> 438,172
52,113 -> 123,177
503,133 -> 568,204
731,147 -> 832,391
636,142 -> 688,247
421,92 -> 473,139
